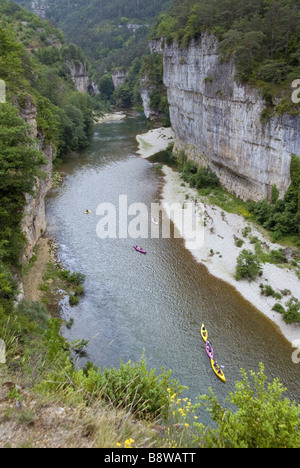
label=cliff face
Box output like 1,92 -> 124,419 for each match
162,33 -> 300,201
66,61 -> 89,94
140,76 -> 162,122
20,98 -> 53,263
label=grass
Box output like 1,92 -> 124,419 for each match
38,259 -> 85,311
137,136 -> 153,150
197,186 -> 252,218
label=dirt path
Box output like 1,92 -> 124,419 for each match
23,238 -> 50,302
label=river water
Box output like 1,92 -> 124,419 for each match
46,114 -> 300,407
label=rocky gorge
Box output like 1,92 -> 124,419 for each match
151,33 -> 300,202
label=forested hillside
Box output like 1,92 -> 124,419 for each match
15,0 -> 172,78
0,0 -> 94,315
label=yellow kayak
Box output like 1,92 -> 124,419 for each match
200,324 -> 208,343
211,359 -> 226,383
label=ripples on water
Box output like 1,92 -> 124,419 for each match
46,115 -> 300,407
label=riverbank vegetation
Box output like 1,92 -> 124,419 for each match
2,303 -> 300,448
166,145 -> 300,248
0,0 -> 95,321
159,144 -> 300,325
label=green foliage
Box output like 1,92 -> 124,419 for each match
259,283 -> 282,300
194,363 -> 300,448
98,74 -> 115,101
38,355 -> 186,421
181,160 -> 219,190
271,296 -> 300,324
0,4 -> 94,320
43,317 -> 69,364
247,155 -> 300,245
0,2 -> 94,157
0,259 -> 16,306
235,249 -> 262,282
15,0 -> 172,108
139,53 -> 170,124
272,303 -> 286,314
235,238 -> 244,248
0,103 -> 46,265
94,358 -> 184,420
192,166 -> 220,189
152,0 -> 300,112
16,299 -> 48,329
282,297 -> 300,324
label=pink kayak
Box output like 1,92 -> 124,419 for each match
206,341 -> 214,360
133,245 -> 147,254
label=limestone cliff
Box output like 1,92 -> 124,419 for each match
140,76 -> 162,123
20,98 -> 53,263
161,33 -> 300,201
31,0 -> 48,19
66,60 -> 89,94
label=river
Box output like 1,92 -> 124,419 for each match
46,114 -> 300,408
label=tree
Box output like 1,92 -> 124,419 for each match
235,249 -> 262,281
194,363 -> 300,448
98,74 -> 115,101
0,103 -> 46,264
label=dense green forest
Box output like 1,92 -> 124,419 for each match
152,0 -> 300,114
0,0 -> 94,315
15,0 -> 172,89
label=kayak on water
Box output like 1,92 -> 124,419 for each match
200,324 -> 208,342
206,340 -> 214,360
211,359 -> 226,383
133,245 -> 147,254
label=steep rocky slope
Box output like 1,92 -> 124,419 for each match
157,34 -> 300,201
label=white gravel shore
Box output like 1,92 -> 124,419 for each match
136,127 -> 175,158
136,128 -> 300,347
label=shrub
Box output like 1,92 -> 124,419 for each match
235,238 -> 244,248
193,363 -> 300,448
192,166 -> 219,189
235,250 -> 263,281
69,294 -> 79,306
259,284 -> 282,300
283,297 -> 300,324
16,300 -> 48,329
272,303 -> 285,314
38,356 -> 186,421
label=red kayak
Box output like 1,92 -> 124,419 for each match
133,245 -> 147,254
205,340 -> 214,360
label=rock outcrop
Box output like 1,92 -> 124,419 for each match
112,69 -> 126,89
66,61 -> 89,94
140,76 -> 162,122
20,98 -> 54,263
161,33 -> 300,201
31,0 -> 48,19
